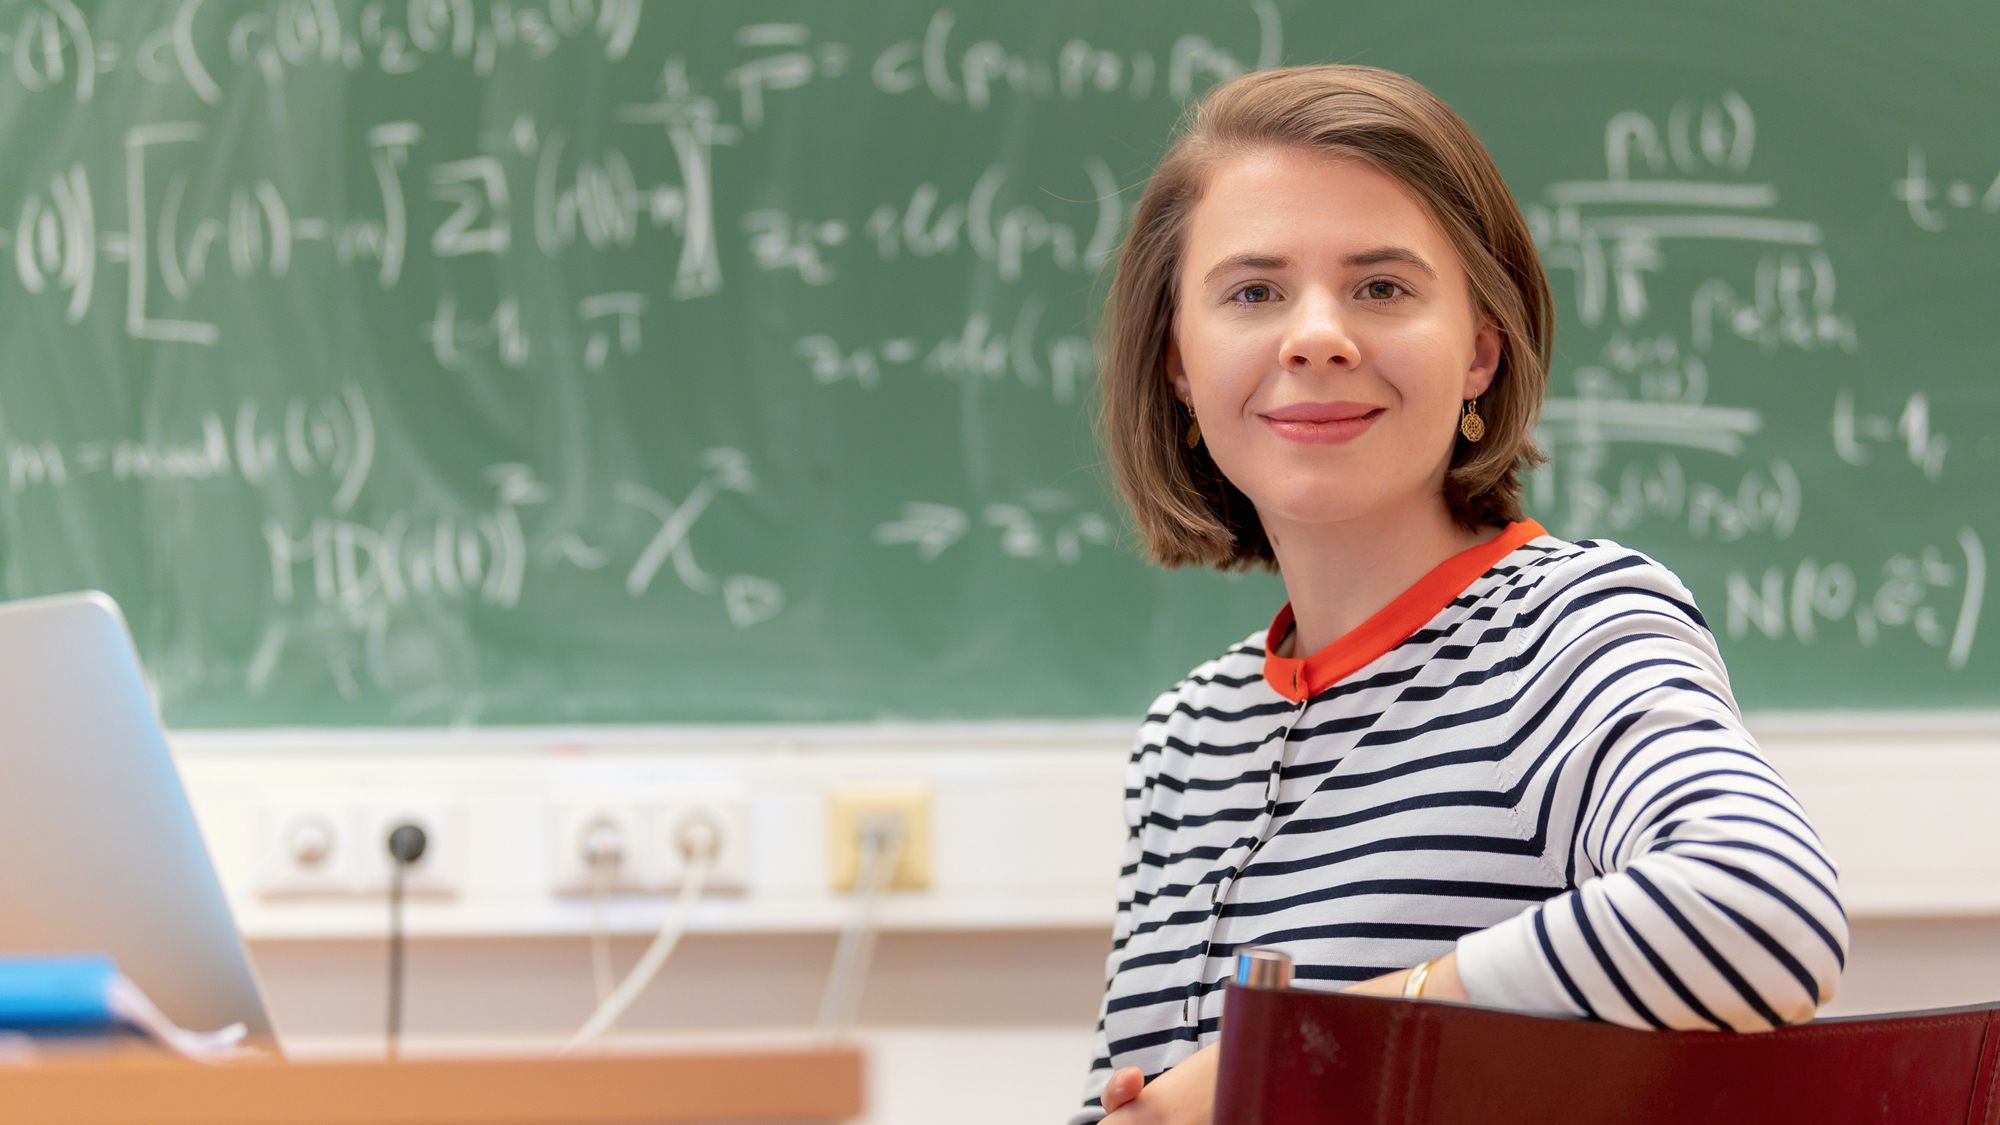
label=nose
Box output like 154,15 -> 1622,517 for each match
1280,288 -> 1359,375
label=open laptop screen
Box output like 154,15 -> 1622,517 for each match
0,591 -> 272,1039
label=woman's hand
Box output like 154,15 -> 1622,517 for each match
1343,951 -> 1470,1001
1098,955 -> 1464,1123
1101,1042 -> 1219,1124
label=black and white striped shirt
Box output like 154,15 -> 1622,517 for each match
1073,525 -> 1847,1121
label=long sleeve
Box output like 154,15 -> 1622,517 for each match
1068,725 -> 1158,1124
1455,555 -> 1848,1030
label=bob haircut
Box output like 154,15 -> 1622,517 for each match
1099,65 -> 1554,572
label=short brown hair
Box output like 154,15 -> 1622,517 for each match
1099,65 -> 1553,572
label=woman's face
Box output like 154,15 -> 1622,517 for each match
1169,147 -> 1501,534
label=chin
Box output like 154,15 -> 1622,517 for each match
1250,483 -> 1389,530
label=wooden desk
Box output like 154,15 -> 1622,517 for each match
0,1043 -> 863,1125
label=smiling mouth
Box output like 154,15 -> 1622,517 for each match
1259,406 -> 1385,445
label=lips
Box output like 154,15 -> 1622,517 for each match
1259,401 -> 1384,445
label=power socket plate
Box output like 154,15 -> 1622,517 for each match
655,793 -> 752,892
826,783 -> 932,893
357,801 -> 463,896
255,797 -> 361,896
549,799 -> 650,894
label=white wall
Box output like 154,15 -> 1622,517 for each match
171,718 -> 2000,1124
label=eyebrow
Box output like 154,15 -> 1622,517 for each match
1343,246 -> 1438,278
1202,253 -> 1289,284
1200,246 -> 1438,284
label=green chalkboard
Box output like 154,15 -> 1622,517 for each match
0,0 -> 1990,725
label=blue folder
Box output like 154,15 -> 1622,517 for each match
0,954 -> 121,1028
0,954 -> 245,1055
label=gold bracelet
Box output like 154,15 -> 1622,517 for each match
1402,959 -> 1434,1000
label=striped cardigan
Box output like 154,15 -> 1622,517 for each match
1073,524 -> 1847,1121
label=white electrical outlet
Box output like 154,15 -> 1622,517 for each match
654,793 -> 751,893
549,799 -> 650,894
255,799 -> 360,896
357,800 -> 464,896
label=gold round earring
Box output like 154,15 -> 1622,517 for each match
1185,415 -> 1202,448
1459,398 -> 1486,442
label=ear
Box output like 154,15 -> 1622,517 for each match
1463,319 -> 1502,399
1166,336 -> 1193,407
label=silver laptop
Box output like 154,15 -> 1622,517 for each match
0,591 -> 273,1040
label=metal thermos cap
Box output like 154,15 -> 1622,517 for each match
1234,947 -> 1293,990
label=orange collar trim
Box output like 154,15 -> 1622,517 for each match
1262,520 -> 1546,702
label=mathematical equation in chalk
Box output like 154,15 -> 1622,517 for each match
796,298 -> 1095,404
1724,528 -> 1985,671
4,127 -> 1140,369
1525,96 -> 1856,345
260,447 -> 779,621
251,445 -> 784,698
4,87 -> 728,347
0,1 -> 1281,116
0,0 -> 645,106
865,4 -> 1280,109
0,382 -> 781,625
873,489 -> 1114,566
1893,145 -> 2000,231
3,386 -> 374,508
1513,94 -> 1989,675
1526,97 -> 1952,520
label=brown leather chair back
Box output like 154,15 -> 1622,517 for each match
1216,978 -> 2000,1124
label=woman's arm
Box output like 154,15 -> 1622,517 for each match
1452,557 -> 1848,1030
1343,950 -> 1468,1002
1097,957 -> 1465,1124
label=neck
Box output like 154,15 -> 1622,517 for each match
1265,494 -> 1499,659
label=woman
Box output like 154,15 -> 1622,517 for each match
1077,66 -> 1847,1124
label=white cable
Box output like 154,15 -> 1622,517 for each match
816,824 -> 903,1033
106,975 -> 246,1060
564,822 -> 716,1053
580,815 -> 627,1007
588,860 -> 615,1005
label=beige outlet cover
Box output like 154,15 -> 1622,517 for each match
826,783 -> 932,893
